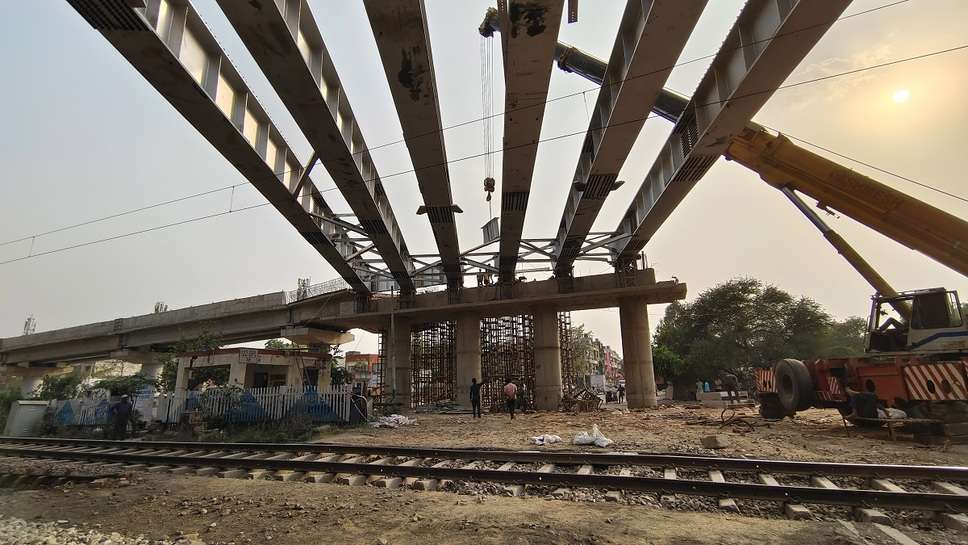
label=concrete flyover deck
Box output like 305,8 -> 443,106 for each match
0,270 -> 684,367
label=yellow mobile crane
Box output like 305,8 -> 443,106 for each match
481,14 -> 968,433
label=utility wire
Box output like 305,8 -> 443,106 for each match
3,41 -> 966,266
1,0 -> 912,249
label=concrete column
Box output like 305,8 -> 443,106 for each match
174,360 -> 189,393
307,344 -> 331,389
228,362 -> 247,388
388,316 -> 412,410
533,309 -> 562,411
286,362 -> 304,389
619,296 -> 657,409
139,361 -> 164,380
454,312 -> 482,408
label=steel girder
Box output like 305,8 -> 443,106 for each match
609,0 -> 852,265
65,0 -> 373,293
551,0 -> 706,277
216,0 -> 417,294
363,0 -> 463,292
495,0 -> 565,284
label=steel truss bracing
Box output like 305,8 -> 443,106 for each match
217,0 -> 417,294
609,0 -> 852,266
65,0 -> 377,292
410,320 -> 456,408
495,0 -> 565,285
364,0 -> 464,292
480,314 -> 535,411
552,0 -> 706,277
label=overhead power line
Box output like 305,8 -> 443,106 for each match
1,0 -> 914,249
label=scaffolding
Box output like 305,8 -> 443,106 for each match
371,313 -> 577,412
410,320 -> 456,408
480,314 -> 535,411
558,311 -> 577,393
376,329 -> 387,410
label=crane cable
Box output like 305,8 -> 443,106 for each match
481,33 -> 496,218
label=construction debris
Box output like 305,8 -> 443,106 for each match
529,434 -> 562,446
573,424 -> 613,448
371,415 -> 416,429
560,388 -> 602,412
700,435 -> 731,449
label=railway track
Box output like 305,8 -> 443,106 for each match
1,437 -> 966,533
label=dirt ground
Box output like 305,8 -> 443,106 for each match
323,404 -> 968,466
0,473 -> 954,545
0,404 -> 965,544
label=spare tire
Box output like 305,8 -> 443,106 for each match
774,358 -> 815,414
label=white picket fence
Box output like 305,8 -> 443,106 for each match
50,385 -> 355,427
156,385 -> 354,425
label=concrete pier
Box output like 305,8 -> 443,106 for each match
454,313 -> 482,409
619,296 -> 657,409
388,316 -> 413,410
533,309 -> 562,410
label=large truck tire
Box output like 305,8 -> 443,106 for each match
774,358 -> 815,414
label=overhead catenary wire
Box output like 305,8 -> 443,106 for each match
1,0 -> 920,250
4,41 -> 966,267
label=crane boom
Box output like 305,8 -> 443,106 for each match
725,128 -> 968,277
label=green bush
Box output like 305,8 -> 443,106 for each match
94,374 -> 157,397
0,381 -> 23,431
33,374 -> 82,400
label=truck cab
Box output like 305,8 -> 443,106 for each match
867,288 -> 968,354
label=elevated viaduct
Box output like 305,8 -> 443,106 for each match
1,270 -> 685,407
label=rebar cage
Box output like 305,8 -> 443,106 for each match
480,314 -> 535,411
373,313 -> 577,411
410,320 -> 456,408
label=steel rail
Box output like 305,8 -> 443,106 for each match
0,445 -> 964,512
3,437 -> 966,481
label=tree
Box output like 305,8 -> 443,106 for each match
821,316 -> 867,357
157,328 -> 224,392
32,373 -> 82,400
652,344 -> 684,379
653,278 -> 835,387
265,339 -> 302,350
94,374 -> 156,397
568,325 -> 598,376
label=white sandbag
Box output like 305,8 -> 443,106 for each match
530,434 -> 562,446
884,407 -> 907,419
572,424 -> 613,448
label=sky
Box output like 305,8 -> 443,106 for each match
0,0 -> 965,357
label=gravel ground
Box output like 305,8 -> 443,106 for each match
0,515 -> 203,545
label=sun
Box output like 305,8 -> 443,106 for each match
892,89 -> 911,103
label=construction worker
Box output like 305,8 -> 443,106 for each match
719,371 -> 739,404
617,383 -> 626,404
503,378 -> 518,420
470,378 -> 482,419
